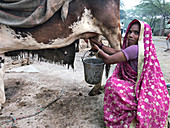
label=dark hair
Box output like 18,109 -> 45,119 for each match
129,22 -> 141,31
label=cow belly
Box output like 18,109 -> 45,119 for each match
0,26 -> 99,54
0,24 -> 76,54
0,8 -> 102,54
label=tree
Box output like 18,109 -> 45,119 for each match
135,0 -> 170,36
120,10 -> 126,20
120,0 -> 170,36
120,1 -> 127,20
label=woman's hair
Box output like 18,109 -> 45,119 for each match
129,21 -> 141,31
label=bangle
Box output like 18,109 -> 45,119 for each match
96,49 -> 101,55
99,43 -> 104,49
95,49 -> 101,58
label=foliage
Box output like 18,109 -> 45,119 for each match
120,0 -> 170,36
120,1 -> 126,20
120,10 -> 126,19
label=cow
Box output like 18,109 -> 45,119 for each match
0,0 -> 121,109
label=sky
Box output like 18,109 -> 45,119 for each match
121,0 -> 141,9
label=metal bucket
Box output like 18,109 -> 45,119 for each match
82,51 -> 105,84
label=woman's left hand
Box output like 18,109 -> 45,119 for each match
89,38 -> 101,46
91,43 -> 100,52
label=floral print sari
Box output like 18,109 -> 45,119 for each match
104,19 -> 169,128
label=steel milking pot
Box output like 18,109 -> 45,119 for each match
82,50 -> 105,84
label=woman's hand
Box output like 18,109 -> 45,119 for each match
90,43 -> 100,52
89,38 -> 102,46
89,38 -> 102,52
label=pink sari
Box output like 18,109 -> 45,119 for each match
104,19 -> 169,128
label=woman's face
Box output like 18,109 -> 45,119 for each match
127,23 -> 140,46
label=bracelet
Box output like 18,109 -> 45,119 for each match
99,43 -> 104,49
95,49 -> 101,58
96,49 -> 101,55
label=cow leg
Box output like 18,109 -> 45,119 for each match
75,39 -> 80,52
0,54 -> 5,109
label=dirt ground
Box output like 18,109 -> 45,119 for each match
0,36 -> 170,128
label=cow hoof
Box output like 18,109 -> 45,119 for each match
88,90 -> 101,96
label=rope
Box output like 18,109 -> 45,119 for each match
0,89 -> 64,128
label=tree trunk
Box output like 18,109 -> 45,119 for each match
159,15 -> 163,36
159,0 -> 165,36
162,0 -> 165,36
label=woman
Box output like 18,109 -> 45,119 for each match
89,19 -> 169,128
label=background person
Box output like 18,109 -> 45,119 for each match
165,32 -> 170,52
121,22 -> 124,37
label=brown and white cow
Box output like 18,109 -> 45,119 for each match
0,0 -> 121,108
